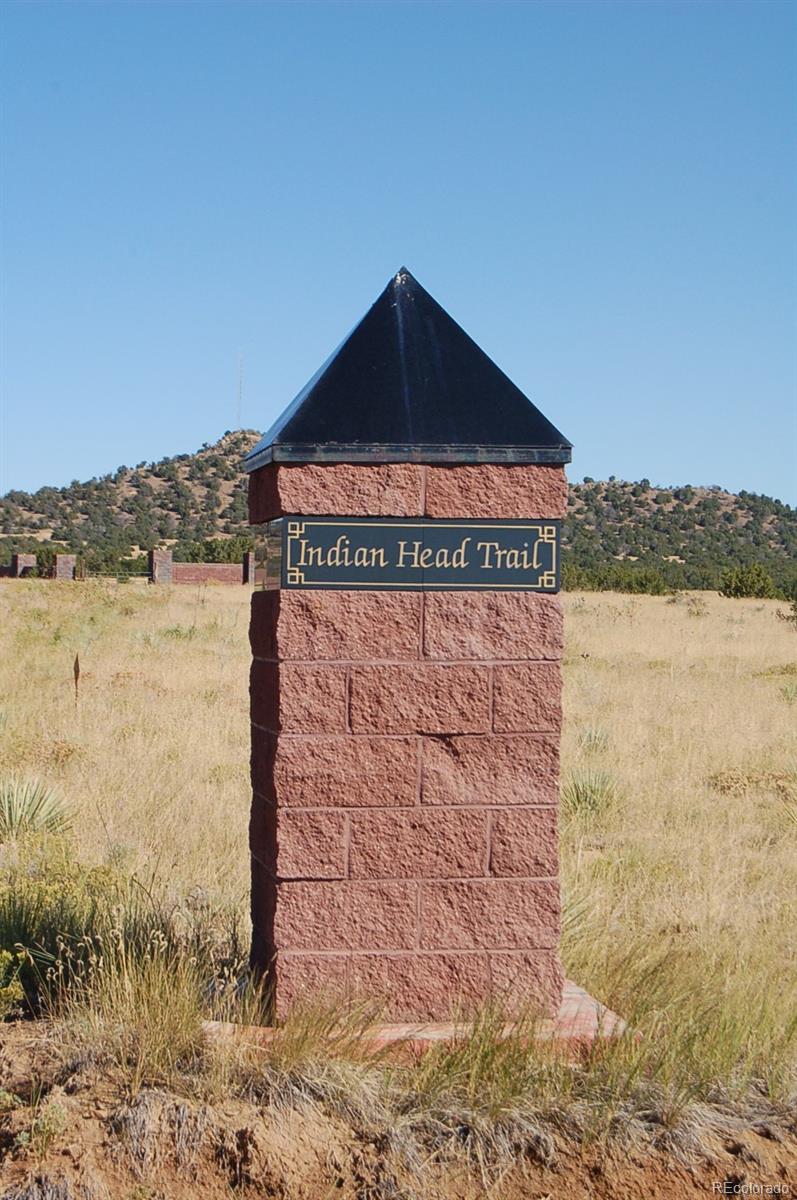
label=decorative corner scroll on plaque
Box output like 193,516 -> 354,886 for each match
256,517 -> 560,593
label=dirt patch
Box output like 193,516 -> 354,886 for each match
2,1023 -> 796,1199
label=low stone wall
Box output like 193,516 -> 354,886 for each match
148,550 -> 249,584
1,549 -> 253,584
171,562 -> 245,585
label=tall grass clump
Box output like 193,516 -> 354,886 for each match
226,995 -> 388,1123
0,778 -> 73,840
395,1004 -> 558,1177
577,725 -> 609,754
61,930 -> 207,1094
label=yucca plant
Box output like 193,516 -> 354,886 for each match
0,778 -> 73,840
561,768 -> 617,817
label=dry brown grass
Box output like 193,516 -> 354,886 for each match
0,581 -> 795,1117
0,580 -> 252,909
560,591 -> 797,1100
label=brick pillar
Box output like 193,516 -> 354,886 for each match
248,461 -> 568,1021
148,548 -> 173,584
243,550 -> 255,585
54,554 -> 76,581
11,553 -> 36,577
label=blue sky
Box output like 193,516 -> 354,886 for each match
1,0 -> 795,503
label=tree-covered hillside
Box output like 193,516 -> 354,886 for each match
1,433 -> 795,593
0,431 -> 259,575
564,478 -> 796,593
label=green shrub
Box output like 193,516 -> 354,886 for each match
0,840 -> 244,1013
0,778 -> 73,840
719,563 -> 777,599
0,948 -> 24,1018
776,598 -> 797,628
561,560 -> 670,595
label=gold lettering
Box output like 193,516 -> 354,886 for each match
396,540 -> 422,569
477,539 -> 544,572
451,537 -> 471,568
353,546 -> 387,568
327,535 -> 350,567
297,540 -> 324,567
477,541 -> 499,568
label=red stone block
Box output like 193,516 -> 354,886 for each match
350,664 -> 491,734
492,663 -> 562,733
275,736 -> 418,808
348,809 -> 488,879
422,734 -> 559,807
489,807 -> 558,878
424,464 -> 568,520
489,950 -> 564,1016
273,951 -> 494,1020
274,591 -> 421,661
250,462 -> 425,521
250,728 -> 276,798
249,792 -> 277,878
248,465 -> 281,524
249,798 -> 277,975
348,952 -> 491,1019
419,879 -> 560,950
277,809 -> 347,879
250,660 -> 279,730
251,661 -> 348,733
274,880 -> 417,951
274,952 -> 349,1014
250,591 -> 278,659
423,592 -> 563,661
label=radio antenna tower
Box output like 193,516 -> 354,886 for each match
236,349 -> 243,430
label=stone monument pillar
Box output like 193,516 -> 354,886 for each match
148,548 -> 173,585
246,269 -> 572,1021
11,553 -> 36,577
54,554 -> 76,581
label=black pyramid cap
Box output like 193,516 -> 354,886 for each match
244,268 -> 572,471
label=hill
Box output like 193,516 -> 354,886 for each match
564,477 -> 796,592
1,431 -> 795,591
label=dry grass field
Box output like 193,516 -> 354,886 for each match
0,580 -> 795,1198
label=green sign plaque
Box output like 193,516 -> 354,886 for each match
257,517 -> 560,592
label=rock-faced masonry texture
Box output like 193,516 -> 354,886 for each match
249,462 -> 567,1019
